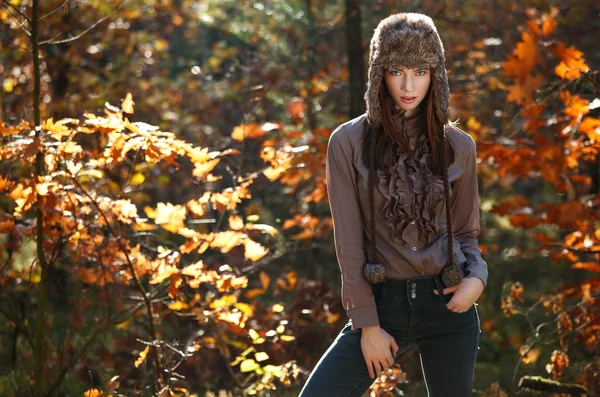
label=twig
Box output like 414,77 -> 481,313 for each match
40,0 -> 131,45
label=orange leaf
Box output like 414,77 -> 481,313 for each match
244,288 -> 266,299
560,91 -> 589,118
287,98 -> 306,121
542,17 -> 557,36
83,389 -> 104,397
0,119 -> 30,136
259,271 -> 270,290
506,74 -> 543,105
121,93 -> 135,114
549,43 -> 590,80
526,20 -> 541,37
513,32 -> 538,75
134,346 -> 149,368
578,117 -> 600,139
571,262 -> 600,273
231,123 -> 266,141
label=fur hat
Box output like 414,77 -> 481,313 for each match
364,13 -> 449,127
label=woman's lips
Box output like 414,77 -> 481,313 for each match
400,96 -> 416,104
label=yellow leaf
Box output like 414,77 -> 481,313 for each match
131,173 -> 145,185
144,202 -> 187,233
280,335 -> 296,342
121,93 -> 135,114
134,346 -> 149,368
35,182 -> 51,196
229,215 -> 244,230
249,329 -> 260,341
244,239 -> 268,261
272,304 -> 284,313
149,261 -> 179,284
168,301 -> 189,311
193,158 -> 220,179
234,302 -> 254,316
114,318 -> 132,330
209,294 -> 237,309
240,359 -> 260,373
181,261 -> 205,277
255,352 -> 269,362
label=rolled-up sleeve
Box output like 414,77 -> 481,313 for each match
450,136 -> 488,288
326,125 -> 379,329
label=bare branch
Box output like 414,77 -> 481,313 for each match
2,1 -> 32,35
40,0 -> 131,45
39,0 -> 69,22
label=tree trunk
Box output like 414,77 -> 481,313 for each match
345,0 -> 365,119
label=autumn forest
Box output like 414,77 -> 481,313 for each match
0,0 -> 599,396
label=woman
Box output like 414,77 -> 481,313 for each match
299,13 -> 488,397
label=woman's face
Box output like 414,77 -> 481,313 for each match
384,67 -> 431,117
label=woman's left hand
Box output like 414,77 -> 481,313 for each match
433,277 -> 484,313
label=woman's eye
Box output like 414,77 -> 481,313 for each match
416,70 -> 427,76
390,70 -> 400,76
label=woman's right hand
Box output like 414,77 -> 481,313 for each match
360,325 -> 399,378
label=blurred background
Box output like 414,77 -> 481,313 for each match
0,0 -> 599,396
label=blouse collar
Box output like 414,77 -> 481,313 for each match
391,104 -> 426,138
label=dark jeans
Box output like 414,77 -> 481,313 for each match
299,275 -> 481,397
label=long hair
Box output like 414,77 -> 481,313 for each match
362,68 -> 455,176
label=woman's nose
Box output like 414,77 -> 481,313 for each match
402,77 -> 414,93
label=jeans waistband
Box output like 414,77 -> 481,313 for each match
372,274 -> 446,300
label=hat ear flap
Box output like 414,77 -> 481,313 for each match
431,66 -> 450,126
365,64 -> 384,126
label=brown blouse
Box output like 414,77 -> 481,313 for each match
326,110 -> 488,330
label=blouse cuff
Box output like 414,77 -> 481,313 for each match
347,305 -> 379,330
465,260 -> 488,289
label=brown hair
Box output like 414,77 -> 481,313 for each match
363,68 -> 455,174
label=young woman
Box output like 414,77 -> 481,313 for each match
299,13 -> 488,397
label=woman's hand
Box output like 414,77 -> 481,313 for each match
433,277 -> 484,313
360,326 -> 399,378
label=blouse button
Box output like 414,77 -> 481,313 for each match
410,220 -> 415,225
410,145 -> 415,150
412,247 -> 417,251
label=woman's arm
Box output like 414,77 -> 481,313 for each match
326,124 -> 379,330
450,135 -> 489,289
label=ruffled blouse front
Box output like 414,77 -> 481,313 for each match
377,108 -> 446,248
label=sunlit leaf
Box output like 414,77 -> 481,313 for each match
134,346 -> 149,368
240,359 -> 260,373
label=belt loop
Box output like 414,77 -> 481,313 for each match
433,276 -> 445,301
